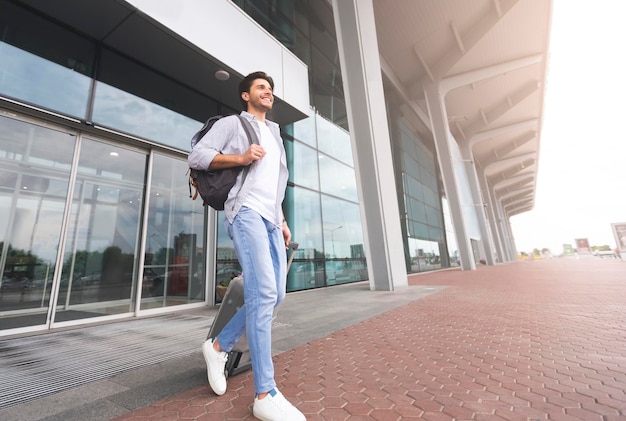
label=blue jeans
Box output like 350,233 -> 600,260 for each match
217,206 -> 287,394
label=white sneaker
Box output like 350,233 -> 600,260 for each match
201,338 -> 228,395
253,388 -> 306,421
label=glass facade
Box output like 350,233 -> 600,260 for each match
0,115 -> 76,329
231,0 -> 451,275
384,84 -> 453,274
214,112 -> 367,295
0,2 -> 211,331
213,0 -> 368,295
0,111 -> 207,330
0,0 -> 369,333
0,0 -> 454,334
399,122 -> 450,272
231,0 -> 348,129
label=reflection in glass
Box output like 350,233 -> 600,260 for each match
320,195 -> 366,285
93,82 -> 200,151
284,186 -> 324,291
0,2 -> 94,119
316,115 -> 352,166
55,138 -> 146,322
284,115 -> 316,147
142,153 -> 206,309
318,153 -> 358,202
0,41 -> 91,119
0,116 -> 76,330
286,140 -> 319,190
395,119 -> 450,273
408,238 -> 443,272
215,211 -> 241,302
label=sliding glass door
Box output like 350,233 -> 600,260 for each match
0,114 -> 76,330
0,112 -> 208,334
52,137 -> 147,323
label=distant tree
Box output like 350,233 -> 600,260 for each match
591,245 -> 611,252
532,248 -> 540,256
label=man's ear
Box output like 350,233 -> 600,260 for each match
241,92 -> 250,103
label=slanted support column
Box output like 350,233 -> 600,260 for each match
424,83 -> 476,270
479,171 -> 506,262
332,0 -> 407,290
494,199 -> 512,261
460,144 -> 495,265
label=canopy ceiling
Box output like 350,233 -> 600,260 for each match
373,0 -> 553,217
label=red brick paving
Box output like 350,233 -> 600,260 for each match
111,258 -> 626,420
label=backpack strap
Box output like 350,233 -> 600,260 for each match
236,114 -> 260,146
235,115 -> 260,188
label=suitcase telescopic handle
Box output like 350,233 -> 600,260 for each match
286,241 -> 298,271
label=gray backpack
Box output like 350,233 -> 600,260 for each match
188,115 -> 258,210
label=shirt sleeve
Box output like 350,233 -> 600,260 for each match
188,116 -> 239,170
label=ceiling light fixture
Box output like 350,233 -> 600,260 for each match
215,70 -> 230,81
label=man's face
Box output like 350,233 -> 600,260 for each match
243,78 -> 274,112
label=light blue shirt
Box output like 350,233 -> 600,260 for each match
188,111 -> 288,225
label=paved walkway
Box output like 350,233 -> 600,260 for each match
110,258 -> 626,420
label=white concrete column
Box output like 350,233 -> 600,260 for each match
460,144 -> 495,265
424,83 -> 476,270
494,200 -> 513,261
479,171 -> 505,262
332,0 -> 407,290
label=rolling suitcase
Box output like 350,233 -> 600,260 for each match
207,242 -> 299,377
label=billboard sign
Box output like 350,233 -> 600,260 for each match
611,222 -> 626,252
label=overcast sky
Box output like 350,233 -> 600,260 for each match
509,0 -> 626,254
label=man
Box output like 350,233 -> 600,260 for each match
188,71 -> 305,421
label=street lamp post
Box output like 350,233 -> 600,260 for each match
325,225 -> 343,258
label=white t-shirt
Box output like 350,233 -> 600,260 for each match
243,120 -> 281,223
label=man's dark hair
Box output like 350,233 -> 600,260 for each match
239,71 -> 274,109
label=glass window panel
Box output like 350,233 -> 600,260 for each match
400,127 -> 418,161
56,138 -> 146,321
422,185 -> 437,207
405,176 -> 424,201
318,153 -> 358,202
286,140 -> 319,190
426,205 -> 443,229
429,226 -> 444,243
311,49 -> 347,127
142,153 -> 206,309
321,195 -> 364,260
0,3 -> 94,118
215,210 -> 240,302
307,1 -> 338,60
92,81 -> 200,152
283,116 -> 316,147
409,238 -> 442,272
412,221 -> 429,239
284,186 -> 323,291
316,115 -> 352,166
325,258 -> 367,286
0,115 -> 76,330
0,41 -> 92,119
403,155 -> 419,180
239,0 -> 311,63
409,198 -> 427,223
93,49 -> 218,151
321,195 -> 366,285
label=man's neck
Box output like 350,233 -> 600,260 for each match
247,108 -> 266,123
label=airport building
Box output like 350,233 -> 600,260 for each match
0,0 -> 552,335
